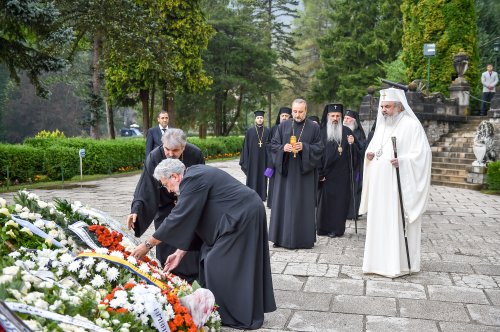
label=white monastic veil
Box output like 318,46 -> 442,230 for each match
369,87 -> 419,149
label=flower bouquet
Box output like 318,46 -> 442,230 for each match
0,192 -> 221,331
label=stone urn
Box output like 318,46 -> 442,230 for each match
472,142 -> 486,166
452,52 -> 469,85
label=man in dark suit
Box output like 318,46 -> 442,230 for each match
145,111 -> 169,157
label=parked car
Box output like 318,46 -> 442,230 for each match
120,127 -> 143,137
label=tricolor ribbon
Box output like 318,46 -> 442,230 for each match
77,252 -> 169,291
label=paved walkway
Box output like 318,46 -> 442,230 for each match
3,159 -> 500,332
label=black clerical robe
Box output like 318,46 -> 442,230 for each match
130,143 -> 204,281
266,124 -> 279,208
152,165 -> 276,329
316,126 -> 359,236
269,118 -> 323,249
347,126 -> 366,220
239,125 -> 270,200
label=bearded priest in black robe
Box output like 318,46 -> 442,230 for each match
266,107 -> 292,208
344,110 -> 366,220
126,128 -> 204,282
316,104 -> 359,237
240,110 -> 270,201
269,98 -> 324,249
131,159 -> 276,329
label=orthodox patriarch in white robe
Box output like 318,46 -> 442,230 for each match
360,87 -> 431,278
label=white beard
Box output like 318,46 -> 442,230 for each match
384,111 -> 404,127
327,122 -> 342,142
344,121 -> 357,132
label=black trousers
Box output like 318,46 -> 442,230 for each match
481,92 -> 495,115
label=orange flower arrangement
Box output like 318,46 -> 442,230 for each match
165,292 -> 197,332
88,224 -> 125,251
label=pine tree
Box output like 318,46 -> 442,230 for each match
313,0 -> 403,109
0,0 -> 73,98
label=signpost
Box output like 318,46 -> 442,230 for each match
423,43 -> 436,92
79,149 -> 86,181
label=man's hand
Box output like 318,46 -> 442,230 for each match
347,135 -> 354,145
163,249 -> 187,272
293,142 -> 303,152
391,158 -> 399,168
284,143 -> 294,153
367,152 -> 375,160
131,243 -> 150,260
127,213 -> 137,230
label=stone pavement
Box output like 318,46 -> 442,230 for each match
3,159 -> 500,332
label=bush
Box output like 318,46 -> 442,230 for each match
486,161 -> 500,192
189,136 -> 243,160
2,136 -> 242,186
25,137 -> 145,174
0,144 -> 44,184
43,146 -> 79,180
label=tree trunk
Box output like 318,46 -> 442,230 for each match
167,94 -> 175,127
225,87 -> 243,135
199,124 -> 207,139
149,80 -> 155,129
105,99 -> 115,139
90,33 -> 103,139
140,89 -> 150,136
214,94 -> 222,136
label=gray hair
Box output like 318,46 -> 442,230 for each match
153,158 -> 186,181
292,98 -> 308,110
161,128 -> 187,149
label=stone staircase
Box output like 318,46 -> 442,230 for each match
431,118 -> 484,190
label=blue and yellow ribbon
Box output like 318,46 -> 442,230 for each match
77,252 -> 169,291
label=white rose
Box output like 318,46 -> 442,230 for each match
45,220 -> 56,229
0,275 -> 14,285
3,266 -> 20,275
0,197 -> 6,207
37,200 -> 48,209
19,211 -> 29,219
34,298 -> 49,310
34,219 -> 45,229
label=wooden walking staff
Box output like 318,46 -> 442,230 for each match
391,136 -> 411,274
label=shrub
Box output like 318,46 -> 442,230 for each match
486,161 -> 500,192
43,146 -> 79,180
0,144 -> 44,183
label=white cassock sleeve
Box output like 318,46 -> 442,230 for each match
397,118 -> 432,223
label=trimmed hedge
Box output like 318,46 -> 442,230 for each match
486,161 -> 500,192
0,144 -> 44,183
1,136 -> 243,185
